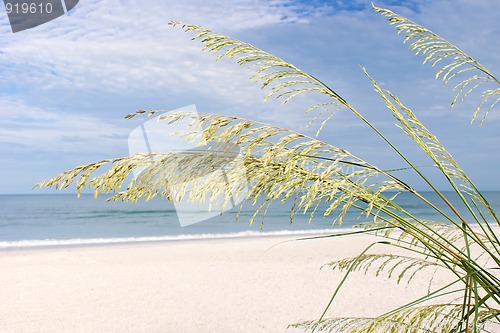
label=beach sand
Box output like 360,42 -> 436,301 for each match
0,233 -> 456,333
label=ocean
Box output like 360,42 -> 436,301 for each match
1,192 -> 499,249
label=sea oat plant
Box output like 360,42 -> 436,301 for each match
37,5 -> 500,332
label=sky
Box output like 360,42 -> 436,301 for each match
0,0 -> 499,194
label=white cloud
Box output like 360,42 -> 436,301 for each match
0,98 -> 128,155
0,0 -> 499,192
0,0 -> 322,95
1,0 -> 496,120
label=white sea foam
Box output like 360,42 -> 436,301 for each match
0,229 -> 346,249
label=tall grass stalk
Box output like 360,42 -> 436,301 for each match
36,4 -> 499,332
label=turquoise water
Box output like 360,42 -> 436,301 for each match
1,192 -> 499,248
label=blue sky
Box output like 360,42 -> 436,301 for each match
0,0 -> 499,194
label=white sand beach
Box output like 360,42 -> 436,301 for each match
0,233 -> 456,333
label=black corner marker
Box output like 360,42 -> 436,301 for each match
63,0 -> 78,12
4,0 -> 79,33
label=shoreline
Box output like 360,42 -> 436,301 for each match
1,222 -> 494,252
0,227 -> 350,252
